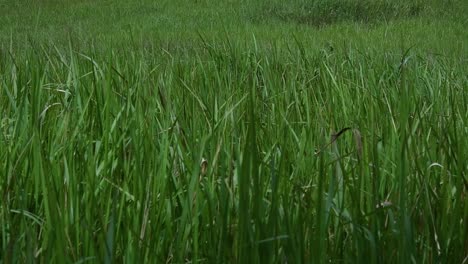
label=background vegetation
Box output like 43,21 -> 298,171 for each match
1,0 -> 467,262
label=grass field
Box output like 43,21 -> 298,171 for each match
1,0 -> 467,263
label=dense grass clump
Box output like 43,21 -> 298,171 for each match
1,0 -> 468,262
256,0 -> 423,27
1,41 -> 467,262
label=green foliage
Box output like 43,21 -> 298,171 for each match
1,39 -> 467,263
0,0 -> 467,263
257,0 -> 423,27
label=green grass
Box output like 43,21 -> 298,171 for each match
1,0 -> 467,263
